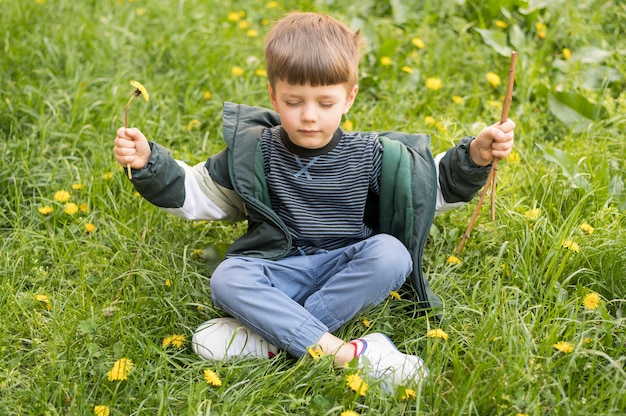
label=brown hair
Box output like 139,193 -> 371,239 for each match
264,12 -> 361,89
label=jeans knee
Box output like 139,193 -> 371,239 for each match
370,234 -> 413,275
209,258 -> 245,305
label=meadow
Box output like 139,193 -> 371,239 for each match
1,0 -> 625,414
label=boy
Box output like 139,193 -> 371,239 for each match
113,12 -> 514,390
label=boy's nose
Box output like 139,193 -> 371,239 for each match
300,105 -> 317,122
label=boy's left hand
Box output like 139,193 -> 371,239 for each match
469,119 -> 515,166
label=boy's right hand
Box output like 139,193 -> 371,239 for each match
114,127 -> 151,171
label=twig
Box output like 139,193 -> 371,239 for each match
456,51 -> 517,254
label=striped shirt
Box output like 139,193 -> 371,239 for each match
261,126 -> 383,255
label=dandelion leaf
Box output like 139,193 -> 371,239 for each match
475,28 -> 512,57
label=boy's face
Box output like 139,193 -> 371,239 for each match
269,80 -> 358,149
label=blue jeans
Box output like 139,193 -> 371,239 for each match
210,233 -> 412,357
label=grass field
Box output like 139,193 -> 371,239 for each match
1,0 -> 625,414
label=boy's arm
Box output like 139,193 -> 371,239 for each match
114,127 -> 245,221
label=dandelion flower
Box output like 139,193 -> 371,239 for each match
307,346 -> 324,361
165,278 -> 172,287
162,334 -> 186,349
227,11 -> 241,22
562,48 -> 572,60
342,119 -> 353,131
427,328 -> 449,340
562,240 -> 580,253
231,66 -> 244,76
94,405 -> 110,416
340,411 -> 360,416
35,294 -> 52,311
107,358 -> 133,381
267,1 -> 279,8
361,318 -> 371,328
246,29 -> 258,37
411,38 -> 425,49
64,202 -> 79,215
535,22 -> 547,39
579,222 -> 594,235
54,190 -> 71,203
380,56 -> 392,66
447,255 -> 462,265
346,373 -> 368,396
400,387 -> 416,400
38,206 -> 53,215
129,80 -> 149,102
102,172 -> 114,180
495,20 -> 508,29
203,369 -> 222,386
583,292 -> 600,310
425,77 -> 443,90
401,66 -> 414,74
452,95 -> 463,104
506,152 -> 521,163
71,183 -> 83,190
84,223 -> 96,233
255,69 -> 267,77
389,291 -> 401,300
424,116 -> 436,127
553,341 -> 574,354
524,208 -> 541,220
486,72 -> 501,87
203,91 -> 212,100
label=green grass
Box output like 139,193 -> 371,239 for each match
1,0 -> 625,414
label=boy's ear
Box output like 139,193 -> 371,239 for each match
268,83 -> 279,112
343,84 -> 359,114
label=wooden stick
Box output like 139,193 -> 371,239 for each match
456,51 -> 517,254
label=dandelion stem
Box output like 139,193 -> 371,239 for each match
124,95 -> 135,180
457,51 -> 517,254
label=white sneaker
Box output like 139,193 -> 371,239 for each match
192,317 -> 279,360
352,333 -> 428,390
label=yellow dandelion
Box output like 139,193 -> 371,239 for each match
486,72 -> 501,87
36,0 -> 46,4
583,337 -> 593,344
79,203 -> 89,213
516,414 -> 529,416
579,222 -> 594,235
35,294 -> 52,311
71,183 -> 83,190
54,190 -> 71,203
447,255 -> 462,265
524,208 -> 541,221
203,90 -> 212,100
192,249 -> 204,258
500,263 -> 510,277
553,341 -> 574,354
452,95 -> 463,104
582,292 -> 600,310
255,69 -> 267,77
424,116 -> 436,127
342,119 -> 353,131
562,240 -> 580,253
135,7 -> 146,16
411,38 -> 425,49
535,22 -> 547,39
380,56 -> 392,66
346,373 -> 368,396
506,151 -> 521,163
267,1 -> 279,8
238,20 -> 250,30
162,334 -> 186,349
401,66 -> 414,74
562,48 -> 572,60
340,411 -> 360,416
425,77 -> 442,90
227,11 -> 241,22
102,172 -> 114,180
165,278 -> 172,287
203,369 -> 223,386
64,202 -> 79,215
400,387 -> 416,400
389,291 -> 401,300
129,80 -> 149,102
107,358 -> 133,381
427,328 -> 449,340
84,223 -> 96,233
186,119 -> 201,131
361,318 -> 371,328
246,29 -> 258,37
93,405 -> 110,416
38,206 -> 53,215
231,66 -> 244,76
495,20 -> 508,29
307,346 -> 324,361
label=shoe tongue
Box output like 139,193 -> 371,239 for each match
350,339 -> 366,357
